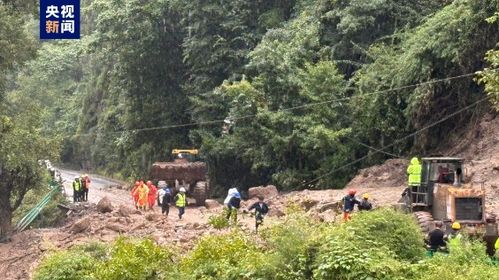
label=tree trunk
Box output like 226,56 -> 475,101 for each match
0,194 -> 13,240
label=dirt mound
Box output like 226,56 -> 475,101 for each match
448,113 -> 499,214
0,230 -> 43,280
346,159 -> 408,189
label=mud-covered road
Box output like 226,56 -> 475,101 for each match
59,169 -> 131,205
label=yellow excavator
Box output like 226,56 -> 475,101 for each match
150,149 -> 209,206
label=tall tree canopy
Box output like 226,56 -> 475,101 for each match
4,0 -> 499,202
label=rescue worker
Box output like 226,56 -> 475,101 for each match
72,176 -> 81,202
130,181 -> 140,209
407,157 -> 422,203
247,196 -> 269,233
447,222 -> 462,249
407,157 -> 422,187
427,221 -> 446,255
358,193 -> 372,211
448,222 -> 462,239
174,187 -> 187,219
146,180 -> 157,210
81,174 -> 90,202
226,189 -> 241,224
342,189 -> 360,221
133,180 -> 149,211
161,185 -> 173,217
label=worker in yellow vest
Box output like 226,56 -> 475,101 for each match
174,187 -> 187,220
72,176 -> 81,202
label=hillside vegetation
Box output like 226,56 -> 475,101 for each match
1,0 -> 499,222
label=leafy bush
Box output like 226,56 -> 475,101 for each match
34,238 -> 174,280
260,212 -> 320,279
179,230 -> 275,279
311,208 -> 425,279
336,208 -> 425,261
313,236 -> 408,280
95,238 -> 173,280
33,250 -> 98,280
208,210 -> 230,230
413,238 -> 499,280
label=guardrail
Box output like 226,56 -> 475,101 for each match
14,181 -> 61,232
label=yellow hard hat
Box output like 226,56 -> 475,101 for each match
362,193 -> 369,199
452,222 -> 461,230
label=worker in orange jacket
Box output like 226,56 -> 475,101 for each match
131,181 -> 140,209
146,180 -> 157,210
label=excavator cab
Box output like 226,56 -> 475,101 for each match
409,158 -> 464,209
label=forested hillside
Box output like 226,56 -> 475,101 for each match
3,0 -> 499,196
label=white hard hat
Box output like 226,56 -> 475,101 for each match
179,187 -> 186,192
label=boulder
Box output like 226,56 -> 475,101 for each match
205,199 -> 222,209
131,222 -> 146,231
268,208 -> 285,217
118,204 -> 133,217
106,223 -> 127,233
317,201 -> 341,213
248,185 -> 279,199
70,217 -> 91,233
97,196 -> 113,213
145,213 -> 162,222
300,198 -> 319,211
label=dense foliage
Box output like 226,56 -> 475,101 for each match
0,0 -> 60,239
33,208 -> 499,280
4,0 -> 499,198
33,238 -> 174,280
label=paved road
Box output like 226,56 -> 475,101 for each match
59,169 -> 131,205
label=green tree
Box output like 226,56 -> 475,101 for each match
0,97 -> 59,238
352,0 -> 499,156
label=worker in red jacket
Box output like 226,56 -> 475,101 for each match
131,181 -> 140,209
147,180 -> 158,210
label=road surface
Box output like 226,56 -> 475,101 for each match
59,169 -> 131,205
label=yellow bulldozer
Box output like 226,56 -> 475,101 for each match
403,157 -> 497,254
150,149 -> 209,206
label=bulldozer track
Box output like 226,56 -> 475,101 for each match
414,211 -> 434,234
192,181 -> 208,206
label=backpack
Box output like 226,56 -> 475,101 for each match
163,190 -> 172,203
230,196 -> 241,208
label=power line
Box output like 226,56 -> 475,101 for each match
75,72 -> 477,137
344,135 -> 402,158
301,95 -> 491,187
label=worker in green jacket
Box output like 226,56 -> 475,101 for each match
407,157 -> 422,186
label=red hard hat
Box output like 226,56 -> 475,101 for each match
146,180 -> 152,186
134,181 -> 140,186
348,188 -> 357,195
